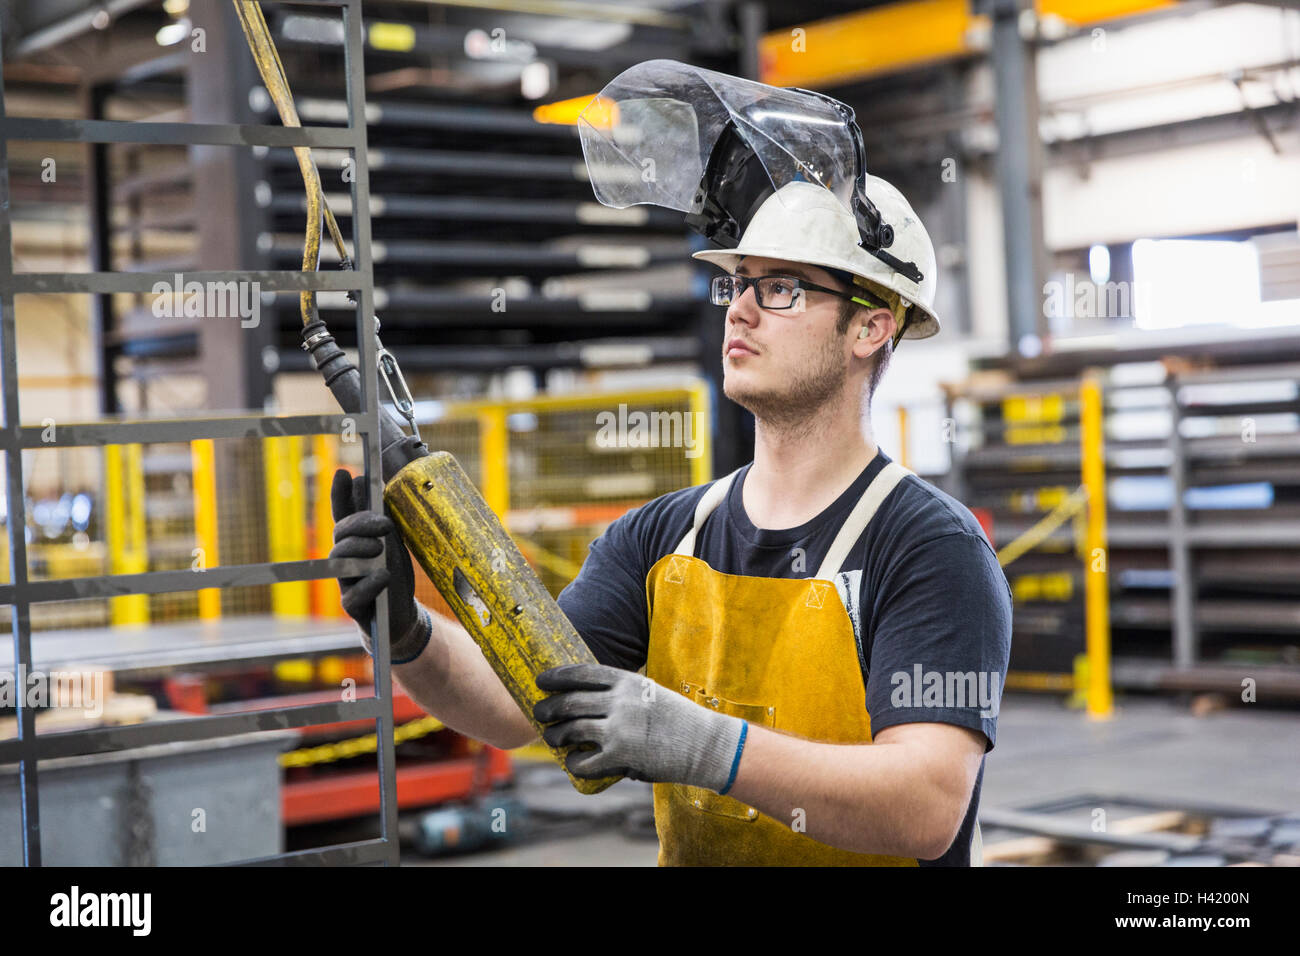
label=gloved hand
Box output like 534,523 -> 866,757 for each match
329,468 -> 431,665
533,663 -> 749,793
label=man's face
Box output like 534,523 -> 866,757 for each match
721,256 -> 869,426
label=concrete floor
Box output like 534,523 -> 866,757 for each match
985,692 -> 1300,814
400,691 -> 1300,865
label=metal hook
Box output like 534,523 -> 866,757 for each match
374,322 -> 422,443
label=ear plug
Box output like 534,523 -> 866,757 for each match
858,327 -> 870,339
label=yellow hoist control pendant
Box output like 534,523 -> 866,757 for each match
384,451 -> 621,795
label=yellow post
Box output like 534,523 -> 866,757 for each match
1067,653 -> 1089,710
1079,373 -> 1113,719
688,381 -> 713,486
310,434 -> 344,617
478,406 -> 509,518
191,439 -> 221,619
896,405 -> 910,470
263,436 -> 311,617
105,443 -> 149,626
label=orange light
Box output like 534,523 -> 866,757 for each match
1040,0 -> 1176,25
760,0 -> 979,89
533,93 -> 617,128
761,0 -> 1179,88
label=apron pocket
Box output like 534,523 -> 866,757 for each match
672,687 -> 775,822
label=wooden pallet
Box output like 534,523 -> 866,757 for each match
0,692 -> 157,740
983,810 -> 1189,865
982,806 -> 1300,866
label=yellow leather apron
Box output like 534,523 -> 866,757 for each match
645,459 -> 978,866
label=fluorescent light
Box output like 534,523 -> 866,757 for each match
155,19 -> 190,46
521,61 -> 551,101
1132,238 -> 1260,330
1089,244 -> 1110,285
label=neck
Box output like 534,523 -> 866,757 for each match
744,391 -> 879,530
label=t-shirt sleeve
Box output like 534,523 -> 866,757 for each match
863,531 -> 1012,752
555,509 -> 652,672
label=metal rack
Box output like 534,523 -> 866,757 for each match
246,10 -> 714,400
949,355 -> 1300,699
945,377 -> 1105,686
80,0 -> 751,469
0,0 -> 403,866
1149,360 -> 1300,694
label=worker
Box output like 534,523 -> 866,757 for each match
329,61 -> 1011,866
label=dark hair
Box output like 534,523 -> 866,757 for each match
837,297 -> 893,401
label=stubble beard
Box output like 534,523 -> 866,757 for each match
723,331 -> 849,433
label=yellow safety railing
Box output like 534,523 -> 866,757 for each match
686,382 -> 712,488
310,434 -> 343,618
264,435 -> 311,617
477,405 -> 509,517
996,487 -> 1088,568
279,714 -> 445,769
409,383 -> 713,596
989,374 -> 1113,719
191,439 -> 221,619
896,405 -> 910,469
430,382 -> 712,488
1079,373 -> 1113,720
105,443 -> 149,627
35,386 -> 710,632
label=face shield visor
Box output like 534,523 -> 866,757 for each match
576,60 -> 922,283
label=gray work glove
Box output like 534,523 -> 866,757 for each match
533,663 -> 749,793
329,468 -> 431,665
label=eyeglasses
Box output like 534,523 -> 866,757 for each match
709,273 -> 888,313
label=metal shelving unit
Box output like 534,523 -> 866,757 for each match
80,0 -> 752,469
949,355 -> 1300,698
1159,361 -> 1300,692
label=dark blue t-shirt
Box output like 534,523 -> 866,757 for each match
557,450 -> 1012,866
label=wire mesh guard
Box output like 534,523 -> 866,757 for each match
2,384 -> 707,619
411,388 -> 708,613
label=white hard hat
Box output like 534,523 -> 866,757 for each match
693,177 -> 940,341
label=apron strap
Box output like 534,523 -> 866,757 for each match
672,460 -> 912,570
673,467 -> 744,557
814,461 -> 912,580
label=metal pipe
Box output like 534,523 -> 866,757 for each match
383,0 -> 690,29
282,336 -> 702,374
1165,376 -> 1197,670
977,0 -> 1048,353
14,0 -> 157,59
263,145 -> 585,180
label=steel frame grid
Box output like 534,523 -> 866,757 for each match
0,0 -> 401,867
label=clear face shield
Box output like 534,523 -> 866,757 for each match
577,60 -> 922,283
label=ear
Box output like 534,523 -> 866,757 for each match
852,307 -> 896,358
